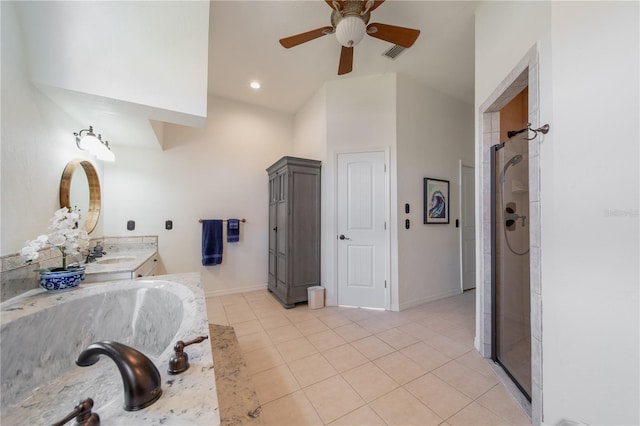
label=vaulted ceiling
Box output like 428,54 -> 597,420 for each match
10,1 -> 476,150
207,1 -> 476,114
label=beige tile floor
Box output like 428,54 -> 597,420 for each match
206,290 -> 531,426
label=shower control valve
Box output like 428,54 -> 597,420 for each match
505,210 -> 527,228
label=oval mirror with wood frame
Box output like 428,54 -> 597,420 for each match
60,159 -> 101,234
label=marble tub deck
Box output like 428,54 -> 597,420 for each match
210,324 -> 262,425
1,272 -> 220,425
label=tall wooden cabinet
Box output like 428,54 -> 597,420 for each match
267,157 -> 321,308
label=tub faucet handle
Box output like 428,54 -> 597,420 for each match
168,335 -> 209,375
51,398 -> 100,426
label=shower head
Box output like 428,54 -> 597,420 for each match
499,154 -> 523,183
505,154 -> 523,169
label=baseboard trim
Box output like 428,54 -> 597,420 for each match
205,284 -> 268,298
397,289 -> 462,311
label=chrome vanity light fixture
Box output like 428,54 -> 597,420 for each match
95,137 -> 115,162
74,125 -> 115,162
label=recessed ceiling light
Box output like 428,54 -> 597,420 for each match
250,81 -> 261,89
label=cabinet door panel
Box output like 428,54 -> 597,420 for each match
268,176 -> 278,290
269,203 -> 277,251
290,170 -> 320,287
276,254 -> 286,289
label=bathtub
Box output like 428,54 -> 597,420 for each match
0,273 -> 219,425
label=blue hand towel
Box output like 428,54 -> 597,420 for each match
227,219 -> 240,243
202,220 -> 223,265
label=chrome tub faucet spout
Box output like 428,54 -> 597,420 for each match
76,341 -> 162,411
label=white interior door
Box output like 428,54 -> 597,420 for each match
337,151 -> 387,308
461,163 -> 476,290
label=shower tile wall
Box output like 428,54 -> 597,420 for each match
477,45 -> 543,425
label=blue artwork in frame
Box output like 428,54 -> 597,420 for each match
424,177 -> 450,224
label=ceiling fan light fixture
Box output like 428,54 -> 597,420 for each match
279,0 -> 420,75
335,15 -> 366,47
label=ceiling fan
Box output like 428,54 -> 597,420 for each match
279,0 -> 420,75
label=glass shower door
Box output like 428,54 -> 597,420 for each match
491,135 -> 531,400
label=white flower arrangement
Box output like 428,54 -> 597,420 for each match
21,207 -> 91,270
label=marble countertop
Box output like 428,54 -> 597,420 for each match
82,248 -> 157,276
1,272 -> 220,426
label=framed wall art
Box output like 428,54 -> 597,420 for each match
424,177 -> 450,224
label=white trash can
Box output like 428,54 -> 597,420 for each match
307,286 -> 325,309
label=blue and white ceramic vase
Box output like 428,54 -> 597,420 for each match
39,266 -> 86,292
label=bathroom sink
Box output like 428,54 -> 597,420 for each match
96,257 -> 136,265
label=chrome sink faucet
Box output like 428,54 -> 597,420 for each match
76,341 -> 162,411
85,242 -> 107,263
92,241 -> 106,258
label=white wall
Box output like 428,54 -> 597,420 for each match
102,95 -> 293,296
396,74 -> 474,309
324,74 -> 398,307
15,1 -> 209,121
475,1 -> 639,424
1,1 -> 102,255
293,74 -> 397,306
293,73 -> 473,310
475,1 -> 551,107
543,2 -> 639,424
293,87 -> 327,161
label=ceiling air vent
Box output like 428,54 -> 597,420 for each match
383,45 -> 406,60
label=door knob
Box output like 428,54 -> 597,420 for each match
339,234 -> 351,240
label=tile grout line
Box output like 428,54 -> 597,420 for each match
208,290 -> 529,426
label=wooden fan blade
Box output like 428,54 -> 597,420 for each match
363,0 -> 385,12
338,46 -> 353,75
279,26 -> 334,48
325,0 -> 344,11
366,23 -> 420,48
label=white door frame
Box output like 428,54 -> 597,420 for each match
334,147 -> 391,310
459,159 -> 475,291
